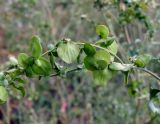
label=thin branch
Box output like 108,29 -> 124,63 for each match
41,50 -> 50,56
124,26 -> 131,44
50,67 -> 83,77
133,67 -> 160,81
49,65 -> 160,82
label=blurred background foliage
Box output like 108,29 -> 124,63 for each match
0,0 -> 160,124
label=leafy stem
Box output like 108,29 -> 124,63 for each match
75,42 -> 124,64
50,66 -> 84,77
0,24 -> 160,104
40,42 -> 160,81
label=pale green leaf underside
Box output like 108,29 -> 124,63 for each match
0,86 -> 8,103
57,42 -> 80,64
109,62 -> 133,71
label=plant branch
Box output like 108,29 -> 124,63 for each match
41,41 -> 124,64
50,67 -> 83,77
133,67 -> 160,81
75,42 -> 124,64
41,50 -> 50,56
124,26 -> 131,44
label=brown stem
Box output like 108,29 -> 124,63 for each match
124,26 -> 131,44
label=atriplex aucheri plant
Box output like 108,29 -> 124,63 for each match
0,24 -> 159,112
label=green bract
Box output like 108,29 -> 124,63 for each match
96,25 -> 109,38
84,50 -> 111,71
32,57 -> 52,76
108,41 -> 118,61
94,50 -> 111,69
29,35 -> 42,58
84,56 -> 98,71
108,41 -> 118,55
93,68 -> 113,86
57,42 -> 80,64
96,37 -> 115,48
83,43 -> 96,56
26,57 -> 35,66
96,39 -> 118,61
7,69 -> 22,78
0,86 -> 8,104
134,54 -> 152,67
25,66 -> 34,77
18,53 -> 29,68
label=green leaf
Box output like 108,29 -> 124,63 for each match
11,83 -> 25,97
83,43 -> 96,56
25,66 -> 35,77
96,25 -> 109,38
94,50 -> 111,69
6,69 -> 22,78
14,77 -> 26,85
32,57 -> 52,76
96,60 -> 108,70
105,37 -> 115,47
92,68 -> 113,86
109,62 -> 133,71
51,48 -> 58,57
0,86 -> 8,104
108,41 -> 118,61
94,50 -> 111,64
95,38 -> 117,61
77,48 -> 84,64
84,56 -> 98,71
84,50 -> 111,71
134,54 -> 152,68
29,35 -> 42,58
108,41 -> 118,55
127,80 -> 140,96
57,42 -> 80,64
26,57 -> 35,66
48,52 -> 55,69
96,37 -> 115,47
18,53 -> 29,68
